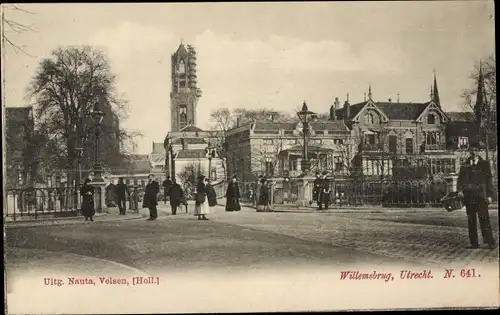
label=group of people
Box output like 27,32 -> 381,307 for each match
312,171 -> 332,210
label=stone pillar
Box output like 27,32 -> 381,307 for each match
91,181 -> 108,213
296,175 -> 314,207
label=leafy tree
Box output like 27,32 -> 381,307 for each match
26,45 -> 140,185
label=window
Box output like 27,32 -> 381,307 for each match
458,137 -> 469,149
179,106 -> 188,128
364,113 -> 375,125
405,138 -> 414,154
334,157 -> 344,171
265,161 -> 274,176
211,168 -> 217,180
427,114 -> 436,124
334,139 -> 344,145
289,158 -> 298,171
178,59 -> 186,74
389,135 -> 397,153
262,139 -> 273,145
426,132 -> 439,146
364,134 -> 376,145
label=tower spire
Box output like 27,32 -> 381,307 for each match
474,60 -> 487,127
433,69 -> 441,107
368,84 -> 372,100
397,92 -> 400,103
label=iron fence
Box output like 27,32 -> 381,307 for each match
270,178 -> 451,208
4,187 -> 80,221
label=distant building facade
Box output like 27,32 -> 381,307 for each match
225,119 -> 352,181
5,107 -> 35,189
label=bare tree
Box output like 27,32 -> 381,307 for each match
1,4 -> 36,57
177,162 -> 206,198
461,55 -> 496,161
26,45 -> 140,185
250,136 -> 285,178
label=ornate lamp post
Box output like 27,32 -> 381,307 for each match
90,99 -> 105,212
296,101 -> 318,174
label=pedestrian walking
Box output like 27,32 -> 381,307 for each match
80,178 -> 95,221
162,176 -> 172,205
205,178 -> 218,207
457,143 -> 496,250
168,179 -> 184,215
318,172 -> 331,210
257,177 -> 271,212
116,178 -> 130,215
225,175 -> 241,211
143,174 -> 160,221
194,175 -> 210,220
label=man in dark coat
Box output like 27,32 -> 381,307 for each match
116,177 -> 130,215
457,143 -> 496,249
162,176 -> 172,204
168,179 -> 184,215
318,172 -> 331,210
143,174 -> 160,220
312,172 -> 322,206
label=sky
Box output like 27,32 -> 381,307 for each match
2,1 -> 495,154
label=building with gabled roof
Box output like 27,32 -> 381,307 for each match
225,116 -> 353,180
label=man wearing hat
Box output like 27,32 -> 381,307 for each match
457,142 -> 496,250
318,171 -> 331,210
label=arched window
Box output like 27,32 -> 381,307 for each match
364,112 -> 375,125
178,59 -> 186,74
427,113 -> 436,124
179,105 -> 188,128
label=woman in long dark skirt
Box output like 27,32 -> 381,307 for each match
205,178 -> 218,207
257,178 -> 270,211
80,178 -> 95,221
225,176 -> 241,211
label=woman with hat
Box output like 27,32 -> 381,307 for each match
225,175 -> 241,211
80,178 -> 95,221
194,175 -> 210,220
257,177 -> 271,212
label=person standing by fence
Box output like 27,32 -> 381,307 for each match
225,176 -> 241,211
318,172 -> 331,210
457,143 -> 496,250
116,178 -> 129,215
312,172 -> 322,206
80,178 -> 95,221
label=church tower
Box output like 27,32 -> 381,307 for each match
170,42 -> 202,131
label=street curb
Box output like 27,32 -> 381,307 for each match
4,213 -> 144,228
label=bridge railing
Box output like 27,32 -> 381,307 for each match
4,187 -> 80,221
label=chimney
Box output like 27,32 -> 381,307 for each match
343,96 -> 350,122
236,116 -> 241,127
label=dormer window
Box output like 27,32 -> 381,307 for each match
427,113 -> 436,124
458,137 -> 469,149
179,105 -> 188,129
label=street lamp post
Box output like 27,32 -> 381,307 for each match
297,101 -> 317,175
90,99 -> 105,213
205,142 -> 216,180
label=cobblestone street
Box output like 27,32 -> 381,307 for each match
207,206 -> 499,266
